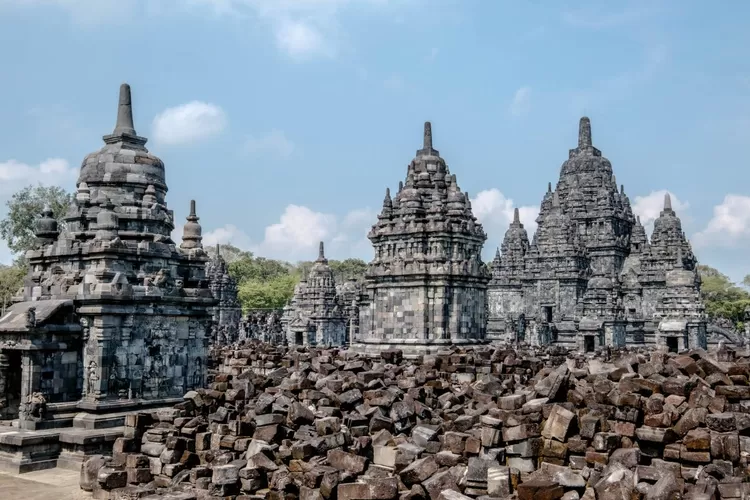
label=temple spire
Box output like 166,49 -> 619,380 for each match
547,182 -> 552,193
113,83 -> 136,137
664,192 -> 673,211
552,191 -> 561,208
578,116 -> 592,148
417,121 -> 439,156
513,207 -> 520,224
423,122 -> 432,149
318,241 -> 325,261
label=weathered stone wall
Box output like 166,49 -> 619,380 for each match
361,284 -> 486,342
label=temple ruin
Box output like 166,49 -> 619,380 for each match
206,244 -> 242,345
354,123 -> 491,356
0,83 -> 217,472
281,242 -> 348,347
487,117 -> 707,352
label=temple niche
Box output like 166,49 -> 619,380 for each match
354,122 -> 491,356
488,117 -> 706,352
205,244 -> 242,345
0,83 -> 216,438
281,242 -> 348,347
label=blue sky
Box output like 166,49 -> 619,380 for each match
0,0 -> 748,282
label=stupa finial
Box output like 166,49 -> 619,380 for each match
664,192 -> 672,211
578,116 -> 592,148
513,207 -> 520,224
113,83 -> 137,137
423,121 -> 432,150
318,241 -> 325,260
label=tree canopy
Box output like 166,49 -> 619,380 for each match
0,263 -> 25,314
697,265 -> 750,329
0,185 -> 73,256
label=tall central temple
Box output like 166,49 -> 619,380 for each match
488,118 -> 706,352
355,123 -> 491,355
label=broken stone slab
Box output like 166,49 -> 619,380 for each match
517,479 -> 564,500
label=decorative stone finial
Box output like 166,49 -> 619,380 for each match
552,191 -> 561,208
180,199 -> 203,250
216,243 -> 221,257
513,207 -> 520,224
637,215 -> 641,224
398,181 -> 404,192
578,116 -> 592,148
620,184 -> 625,194
35,204 -> 59,243
417,121 -> 439,156
664,192 -> 672,211
384,187 -> 392,207
547,182 -> 552,193
113,83 -> 136,137
317,241 -> 327,262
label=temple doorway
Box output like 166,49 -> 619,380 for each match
295,331 -> 303,346
2,351 -> 22,419
584,336 -> 595,353
542,306 -> 553,323
666,337 -> 678,353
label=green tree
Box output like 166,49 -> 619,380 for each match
229,256 -> 294,284
697,265 -> 750,329
0,185 -> 73,255
743,274 -> 750,289
237,274 -> 298,310
329,258 -> 368,283
0,264 -> 25,314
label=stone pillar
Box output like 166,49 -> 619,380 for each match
0,352 -> 8,417
83,316 -> 116,402
20,351 -> 41,404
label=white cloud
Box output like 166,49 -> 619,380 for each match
471,189 -> 539,259
152,101 -> 227,146
253,204 -> 375,261
203,224 -> 255,249
275,19 -> 330,58
183,0 -> 399,59
694,195 -> 750,248
242,130 -> 295,158
509,86 -> 531,117
259,205 -> 337,258
0,158 -> 77,192
632,190 -> 689,235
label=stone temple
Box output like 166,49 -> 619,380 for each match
355,123 -> 491,356
206,244 -> 242,345
0,83 -> 216,472
282,242 -> 347,347
487,117 -> 706,352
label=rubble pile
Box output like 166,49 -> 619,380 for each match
81,343 -> 750,500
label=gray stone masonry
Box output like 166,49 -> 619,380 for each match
488,117 -> 706,351
281,242 -> 347,347
0,83 -> 217,434
355,122 -> 491,356
206,244 -> 242,345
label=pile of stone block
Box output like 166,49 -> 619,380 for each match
81,343 -> 750,499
